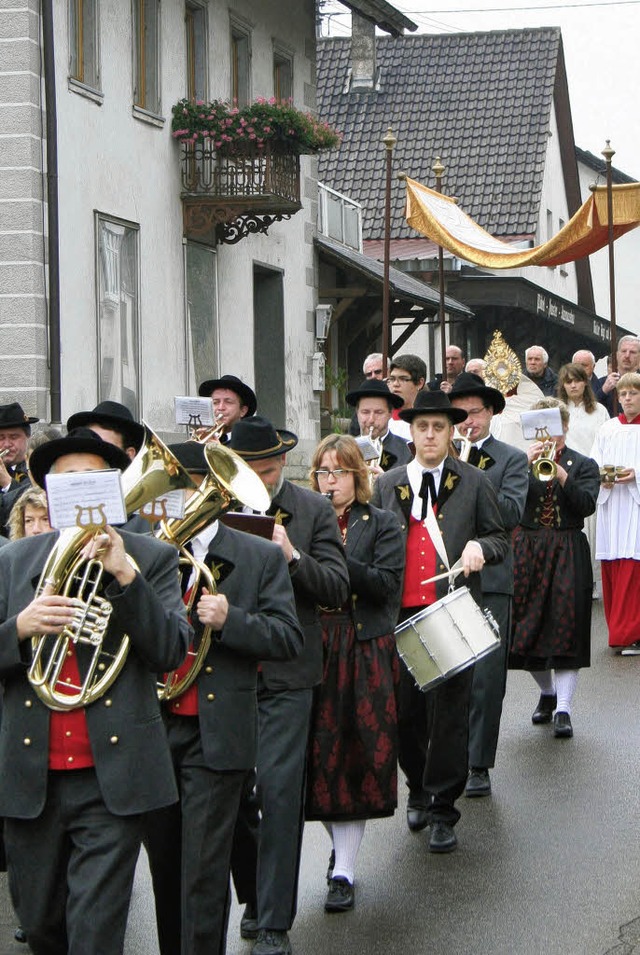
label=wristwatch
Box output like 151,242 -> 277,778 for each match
288,548 -> 301,567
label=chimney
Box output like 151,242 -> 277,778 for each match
351,13 -> 377,91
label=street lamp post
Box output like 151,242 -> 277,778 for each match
382,126 -> 397,379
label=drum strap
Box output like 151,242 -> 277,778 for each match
421,505 -> 463,591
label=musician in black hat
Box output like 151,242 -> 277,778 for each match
66,400 -> 145,461
371,390 -> 508,853
449,373 -> 528,797
198,374 -> 257,443
346,380 -> 413,474
228,416 -> 349,955
0,427 -> 190,955
0,402 -> 39,536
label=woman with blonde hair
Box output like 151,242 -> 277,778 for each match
8,487 -> 51,540
305,434 -> 404,913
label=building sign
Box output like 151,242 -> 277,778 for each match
536,293 -> 575,326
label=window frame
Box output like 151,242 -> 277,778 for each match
230,14 -> 252,106
69,0 -> 101,94
133,0 -> 162,117
185,0 -> 208,102
273,44 -> 293,104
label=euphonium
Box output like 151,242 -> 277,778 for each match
28,424 -> 198,711
156,440 -> 270,701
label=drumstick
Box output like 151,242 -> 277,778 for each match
420,559 -> 464,586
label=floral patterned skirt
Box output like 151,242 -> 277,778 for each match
509,526 -> 592,670
305,615 -> 399,821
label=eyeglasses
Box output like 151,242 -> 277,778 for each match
314,468 -> 355,480
387,375 -> 413,384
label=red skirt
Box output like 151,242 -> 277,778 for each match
602,559 -> 640,647
305,615 -> 399,821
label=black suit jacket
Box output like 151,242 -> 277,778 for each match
381,432 -> 413,471
191,523 -> 303,770
260,480 -> 349,690
344,502 -> 405,639
371,457 -> 509,606
0,462 -> 31,537
0,530 -> 191,819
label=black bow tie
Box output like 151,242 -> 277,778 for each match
419,471 -> 437,518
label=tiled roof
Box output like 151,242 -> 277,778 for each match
317,28 -> 562,242
575,146 -> 637,185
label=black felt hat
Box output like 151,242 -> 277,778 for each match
30,427 -> 131,489
449,372 -> 506,413
168,441 -> 208,475
228,415 -> 298,461
66,401 -> 145,450
0,402 -> 39,429
198,375 -> 258,417
398,389 -> 468,425
345,379 -> 404,409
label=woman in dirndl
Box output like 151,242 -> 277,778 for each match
306,434 -> 404,913
509,397 -> 600,738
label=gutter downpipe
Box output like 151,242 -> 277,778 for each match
41,0 -> 61,424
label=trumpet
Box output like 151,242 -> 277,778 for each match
531,428 -> 557,482
455,427 -> 473,463
189,411 -> 226,444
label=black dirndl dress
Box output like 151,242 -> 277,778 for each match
305,608 -> 399,822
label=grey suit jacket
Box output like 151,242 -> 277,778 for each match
260,480 -> 349,690
371,456 -> 509,606
471,434 -> 528,595
191,523 -> 303,771
0,530 -> 191,819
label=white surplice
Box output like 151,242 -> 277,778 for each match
590,418 -> 640,560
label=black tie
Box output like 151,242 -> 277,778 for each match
468,446 -> 481,467
419,471 -> 437,519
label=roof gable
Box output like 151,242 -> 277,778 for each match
317,28 -> 562,241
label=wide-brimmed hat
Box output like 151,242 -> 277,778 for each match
0,402 -> 39,429
30,427 -> 131,489
66,401 -> 145,450
198,375 -> 257,417
228,415 -> 298,460
345,379 -> 404,410
168,441 -> 208,475
449,372 -> 506,414
399,390 -> 468,424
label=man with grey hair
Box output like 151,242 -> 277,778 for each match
465,358 -> 486,378
597,336 -> 640,416
362,353 -> 384,379
525,346 -> 558,396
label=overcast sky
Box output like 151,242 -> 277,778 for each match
322,0 -> 640,180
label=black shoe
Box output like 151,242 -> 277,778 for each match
14,928 -> 27,944
240,902 -> 259,940
325,876 -> 355,913
429,821 -> 458,853
407,805 -> 429,832
465,767 -> 491,797
531,693 -> 557,724
252,929 -> 292,955
326,849 -> 335,884
554,711 -> 573,738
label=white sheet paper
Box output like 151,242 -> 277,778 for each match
520,407 -> 564,439
137,489 -> 186,522
174,396 -> 215,427
45,469 -> 127,530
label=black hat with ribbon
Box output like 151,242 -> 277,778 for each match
345,379 -> 404,409
449,372 -> 506,413
66,401 -> 145,451
228,415 -> 298,461
0,402 -> 39,429
198,375 -> 258,417
30,427 -> 131,489
398,389 -> 468,424
168,441 -> 208,475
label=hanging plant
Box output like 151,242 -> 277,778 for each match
171,97 -> 341,154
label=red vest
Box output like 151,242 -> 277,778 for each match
401,515 -> 437,609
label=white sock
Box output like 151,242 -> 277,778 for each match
531,670 -> 555,696
331,821 -> 366,885
555,669 -> 578,715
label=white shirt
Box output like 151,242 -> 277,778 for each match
407,458 -> 443,520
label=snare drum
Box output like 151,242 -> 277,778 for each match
395,586 -> 499,692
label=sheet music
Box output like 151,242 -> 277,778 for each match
174,396 -> 215,427
137,489 -> 186,522
45,469 -> 127,530
520,407 -> 563,439
355,435 -> 380,461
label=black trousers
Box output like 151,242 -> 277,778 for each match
144,714 -> 250,955
468,592 -> 512,769
397,606 -> 473,827
231,682 -> 313,931
4,769 -> 143,955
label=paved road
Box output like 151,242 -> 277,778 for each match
2,602 -> 640,955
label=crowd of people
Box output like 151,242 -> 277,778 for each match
0,333 -> 638,955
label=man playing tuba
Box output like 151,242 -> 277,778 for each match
0,428 -> 191,955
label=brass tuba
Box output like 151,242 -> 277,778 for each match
156,440 -> 270,701
28,424 -> 198,711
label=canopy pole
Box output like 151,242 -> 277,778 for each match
382,127 -> 397,379
433,157 -> 446,382
602,141 -> 618,415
